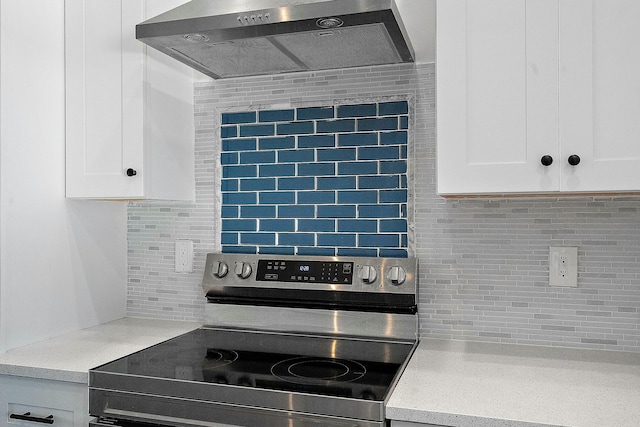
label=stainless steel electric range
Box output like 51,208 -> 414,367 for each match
89,253 -> 418,427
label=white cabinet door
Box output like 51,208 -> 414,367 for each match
66,0 -> 144,199
559,0 -> 640,192
437,0 -> 559,195
66,0 -> 195,200
0,375 -> 89,427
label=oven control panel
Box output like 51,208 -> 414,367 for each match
203,253 -> 417,294
256,259 -> 354,284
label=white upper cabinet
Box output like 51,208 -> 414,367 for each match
437,0 -> 640,196
65,0 -> 195,200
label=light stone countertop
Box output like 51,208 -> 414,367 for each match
2,321 -> 638,426
0,317 -> 201,384
386,338 -> 640,427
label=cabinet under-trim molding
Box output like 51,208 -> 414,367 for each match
0,375 -> 90,426
437,0 -> 640,196
65,0 -> 195,200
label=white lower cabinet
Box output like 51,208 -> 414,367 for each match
0,375 -> 89,426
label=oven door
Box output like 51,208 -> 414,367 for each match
89,390 -> 387,427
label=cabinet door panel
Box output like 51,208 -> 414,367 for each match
560,0 -> 640,192
66,0 -> 145,198
437,0 -> 559,195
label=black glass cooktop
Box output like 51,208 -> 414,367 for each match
93,328 -> 415,401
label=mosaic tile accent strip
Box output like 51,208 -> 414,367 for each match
220,102 -> 409,257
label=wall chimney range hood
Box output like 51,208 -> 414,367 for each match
136,0 -> 415,79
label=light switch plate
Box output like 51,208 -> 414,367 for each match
549,246 -> 578,287
175,239 -> 194,273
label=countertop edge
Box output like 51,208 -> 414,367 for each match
385,408 -> 557,427
0,366 -> 88,384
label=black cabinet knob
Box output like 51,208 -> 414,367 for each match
126,168 -> 137,177
540,155 -> 553,166
568,155 -> 581,166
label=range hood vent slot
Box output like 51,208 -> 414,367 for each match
136,0 -> 414,79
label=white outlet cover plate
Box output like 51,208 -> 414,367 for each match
175,239 -> 194,273
549,246 -> 578,287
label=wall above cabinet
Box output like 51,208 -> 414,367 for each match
437,0 -> 640,197
65,0 -> 195,201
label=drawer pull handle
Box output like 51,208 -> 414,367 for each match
9,412 -> 54,424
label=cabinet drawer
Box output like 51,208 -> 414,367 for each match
0,375 -> 88,427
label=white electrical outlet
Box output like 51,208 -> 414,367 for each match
549,246 -> 578,287
175,239 -> 194,273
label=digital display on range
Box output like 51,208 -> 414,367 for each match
256,259 -> 353,285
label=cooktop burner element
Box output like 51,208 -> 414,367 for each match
90,254 -> 419,427
272,357 -> 367,384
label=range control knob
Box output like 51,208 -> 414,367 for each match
359,265 -> 378,284
387,266 -> 407,286
211,261 -> 228,278
235,262 -> 252,279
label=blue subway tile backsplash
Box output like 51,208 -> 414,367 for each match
240,151 -> 275,164
259,164 -> 295,177
221,101 -> 409,257
317,176 -> 357,190
337,103 -> 377,118
260,219 -> 295,232
298,135 -> 336,148
277,121 -> 315,135
239,178 -> 275,192
278,177 -> 315,190
222,111 -> 256,124
357,117 -> 399,131
297,106 -> 335,120
239,124 -> 275,137
259,136 -> 295,150
258,109 -> 295,123
221,126 -> 237,138
258,192 -> 295,205
379,101 -> 409,115
317,119 -> 356,133
339,133 -> 378,147
222,138 -> 256,152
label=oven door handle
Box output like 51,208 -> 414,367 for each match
9,412 -> 55,424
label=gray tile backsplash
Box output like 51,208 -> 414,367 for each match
127,63 -> 640,352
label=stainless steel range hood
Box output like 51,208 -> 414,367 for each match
136,0 -> 414,79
